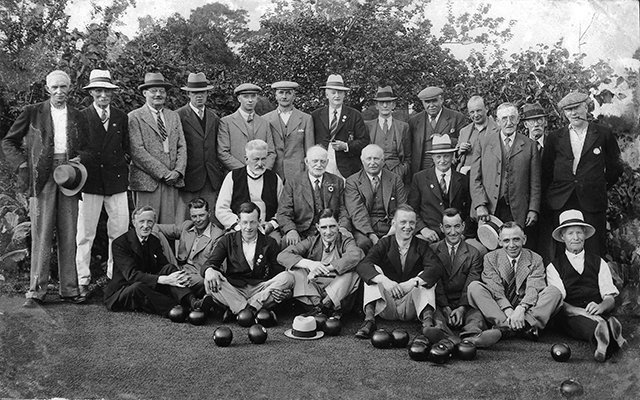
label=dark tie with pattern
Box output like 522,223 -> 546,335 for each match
156,112 -> 167,141
439,173 -> 447,195
313,179 -> 324,214
505,136 -> 512,151
247,114 -> 254,136
329,110 -> 338,135
372,175 -> 380,193
383,118 -> 389,135
430,117 -> 437,129
450,245 -> 456,265
100,108 -> 108,124
506,259 -> 517,302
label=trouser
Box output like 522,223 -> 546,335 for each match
289,268 -> 360,310
432,306 -> 487,338
134,183 -> 179,225
353,225 -> 388,253
210,271 -> 295,313
180,263 -> 205,298
467,281 -> 563,329
76,191 -> 129,283
27,160 -> 79,300
363,281 -> 436,322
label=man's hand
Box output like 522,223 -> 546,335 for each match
285,230 -> 301,246
585,301 -> 606,316
164,170 -> 181,186
419,227 -> 439,243
331,140 -> 348,152
157,271 -> 187,287
263,222 -> 275,236
368,233 -> 379,246
204,268 -> 226,294
448,306 -> 466,328
458,141 -> 472,155
271,288 -> 292,303
476,205 -> 490,223
339,227 -> 353,239
308,263 -> 335,281
525,211 -> 538,227
507,305 -> 526,330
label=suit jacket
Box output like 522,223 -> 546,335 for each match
80,105 -> 129,195
408,107 -> 467,176
263,108 -> 314,182
481,248 -> 547,310
176,104 -> 225,192
312,105 -> 369,178
202,231 -> 284,287
277,171 -> 348,235
345,169 -> 407,235
217,110 -> 275,171
408,168 -> 471,237
104,229 -> 173,309
470,132 -> 541,226
156,221 -> 225,268
457,117 -> 499,172
127,105 -> 187,191
277,232 -> 364,275
356,235 -> 445,286
364,118 -> 412,183
430,240 -> 482,308
541,123 -> 623,213
2,100 -> 88,196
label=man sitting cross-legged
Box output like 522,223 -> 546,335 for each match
354,204 -> 445,338
278,208 -> 364,319
202,202 -> 294,321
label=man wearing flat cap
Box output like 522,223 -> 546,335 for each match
546,209 -> 627,362
218,83 -> 276,172
312,74 -> 369,180
3,70 -> 89,307
365,86 -> 411,185
76,69 -> 130,287
263,81 -> 314,182
128,72 -> 187,224
457,95 -> 498,175
541,92 -> 623,257
409,86 -> 466,176
176,72 -> 225,223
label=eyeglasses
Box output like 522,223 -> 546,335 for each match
147,88 -> 166,94
524,117 -> 545,125
498,115 -> 518,123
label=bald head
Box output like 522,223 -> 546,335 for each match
361,144 -> 384,176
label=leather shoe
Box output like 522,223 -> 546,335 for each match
422,327 -> 448,344
191,295 -> 214,314
520,325 -> 539,342
355,320 -> 376,339
594,320 -> 610,362
302,305 -> 322,317
61,295 -> 87,304
608,316 -> 628,351
222,308 -> 236,323
23,298 -> 43,308
463,329 -> 502,348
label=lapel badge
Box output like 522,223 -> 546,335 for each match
593,147 -> 601,155
449,128 -> 455,134
430,184 -> 434,189
342,115 -> 347,122
327,184 -> 334,192
348,133 -> 354,141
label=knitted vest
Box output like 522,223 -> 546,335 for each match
231,168 -> 278,220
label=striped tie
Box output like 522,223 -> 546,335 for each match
506,259 -> 517,303
156,112 -> 167,141
329,110 -> 338,134
100,109 -> 108,124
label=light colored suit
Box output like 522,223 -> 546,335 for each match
457,117 -> 498,173
263,108 -> 314,182
217,110 -> 276,171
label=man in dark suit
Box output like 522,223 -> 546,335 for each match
104,206 -> 213,316
202,202 -> 294,319
365,86 -> 411,185
3,70 -> 89,307
277,145 -> 349,247
75,69 -> 130,287
541,92 -> 623,257
263,81 -> 314,182
409,86 -> 466,175
312,74 -> 369,180
457,96 -> 498,175
424,209 -> 500,348
176,72 -> 225,222
467,222 -> 563,342
354,205 -> 445,338
345,144 -> 407,252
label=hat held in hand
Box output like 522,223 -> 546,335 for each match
53,161 -> 88,196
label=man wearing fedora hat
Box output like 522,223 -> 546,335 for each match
218,83 -> 276,172
521,102 -> 548,155
312,74 -> 369,180
457,96 -> 498,175
409,86 -> 466,176
541,92 -> 623,257
3,70 -> 89,307
128,72 -> 187,224
176,72 -> 225,223
365,86 -> 411,185
76,69 -> 130,289
263,81 -> 314,182
546,209 -> 627,362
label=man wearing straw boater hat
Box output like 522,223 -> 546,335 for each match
75,69 -> 130,289
263,80 -> 314,182
3,70 -> 89,307
365,86 -> 411,185
312,74 -> 369,180
128,72 -> 187,224
175,72 -> 225,223
546,209 -> 627,362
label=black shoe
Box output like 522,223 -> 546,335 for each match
191,295 -> 215,314
355,320 -> 376,339
422,327 -> 448,344
594,320 -> 609,362
608,316 -> 628,351
23,298 -> 43,308
520,326 -> 539,342
222,308 -> 236,323
61,295 -> 87,304
302,305 -> 323,317
330,310 -> 343,320
463,329 -> 502,348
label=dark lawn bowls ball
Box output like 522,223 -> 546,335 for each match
188,309 -> 207,326
429,343 -> 451,364
551,343 -> 571,362
248,324 -> 268,344
437,337 -> 458,352
391,329 -> 410,348
213,326 -> 233,347
314,314 -> 328,331
323,317 -> 342,336
560,379 -> 584,398
371,329 -> 393,349
237,308 -> 255,327
168,305 -> 188,323
408,341 -> 429,361
454,340 -> 477,361
255,309 -> 275,327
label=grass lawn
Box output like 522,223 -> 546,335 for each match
1,292 -> 639,400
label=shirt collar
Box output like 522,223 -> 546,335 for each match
329,105 -> 342,115
137,235 -> 149,244
565,249 -> 585,260
147,104 -> 163,114
192,223 -> 212,238
189,102 -> 204,115
242,235 -> 258,245
501,132 -> 515,144
569,123 -> 588,136
378,115 -> 393,124
238,108 -> 253,120
436,168 -> 452,180
277,107 -> 293,115
430,108 -> 443,123
366,171 -> 382,182
246,166 -> 265,179
93,103 -> 110,116
309,174 -> 323,186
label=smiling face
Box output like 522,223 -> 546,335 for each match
441,213 -> 465,246
433,153 -> 454,173
239,209 -> 260,241
144,87 -> 166,110
133,210 -> 156,240
189,206 -> 210,232
317,216 -> 339,244
361,145 -> 384,176
499,225 -> 527,259
393,209 -> 417,240
561,226 -> 586,254
305,147 -> 328,178
467,98 -> 487,125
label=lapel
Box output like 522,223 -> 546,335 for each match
319,107 -> 330,132
230,111 -> 248,137
287,109 -> 302,137
381,170 -> 393,212
302,174 -> 315,208
182,227 -> 197,254
427,169 -> 443,202
308,235 -> 325,261
355,170 -> 373,210
335,107 -> 348,133
388,238 -> 404,277
128,230 -> 145,260
204,109 -> 216,138
435,240 -> 451,271
140,106 -> 161,135
449,170 -> 462,203
322,173 -> 339,206
391,120 -> 403,154
451,241 -> 468,278
580,123 -> 599,157
404,239 -> 420,276
267,111 -> 284,140
509,134 -> 524,159
488,130 -> 502,161
558,127 -> 573,159
40,101 -> 53,144
233,232 -> 252,272
434,110 -> 451,136
515,251 -> 531,291
185,107 -> 205,137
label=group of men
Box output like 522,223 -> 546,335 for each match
2,68 -> 626,362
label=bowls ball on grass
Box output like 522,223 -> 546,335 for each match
408,342 -> 429,361
429,343 -> 451,364
168,305 -> 188,323
551,343 -> 571,362
371,329 -> 393,349
188,309 -> 207,325
454,340 -> 477,361
213,326 -> 233,347
248,324 -> 268,344
323,317 -> 342,336
560,379 -> 583,398
391,329 -> 410,348
256,309 -> 276,327
237,308 -> 255,327
314,314 -> 328,331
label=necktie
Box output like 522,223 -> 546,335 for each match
372,175 -> 380,192
506,259 -> 516,302
537,142 -> 542,153
197,108 -> 204,120
247,114 -> 253,123
449,245 -> 456,265
430,117 -> 437,129
313,179 -> 324,212
383,118 -> 389,135
247,114 -> 254,136
439,173 -> 447,195
329,110 -> 338,134
156,111 -> 167,141
505,136 -> 512,151
100,108 -> 108,124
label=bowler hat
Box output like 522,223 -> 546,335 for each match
53,161 -> 88,197
552,209 -> 595,242
520,102 -> 547,120
234,83 -> 262,96
558,92 -> 589,110
426,134 -> 457,154
372,86 -> 398,102
181,72 -> 214,91
320,74 -> 350,91
271,81 -> 299,90
284,315 -> 324,340
83,69 -> 119,90
418,86 -> 443,101
477,215 -> 504,251
138,72 -> 173,91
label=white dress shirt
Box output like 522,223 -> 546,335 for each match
51,105 -> 68,154
546,250 -> 619,301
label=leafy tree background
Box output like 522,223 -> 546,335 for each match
1,0 -> 638,312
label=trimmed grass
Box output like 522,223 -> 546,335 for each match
1,294 -> 639,400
